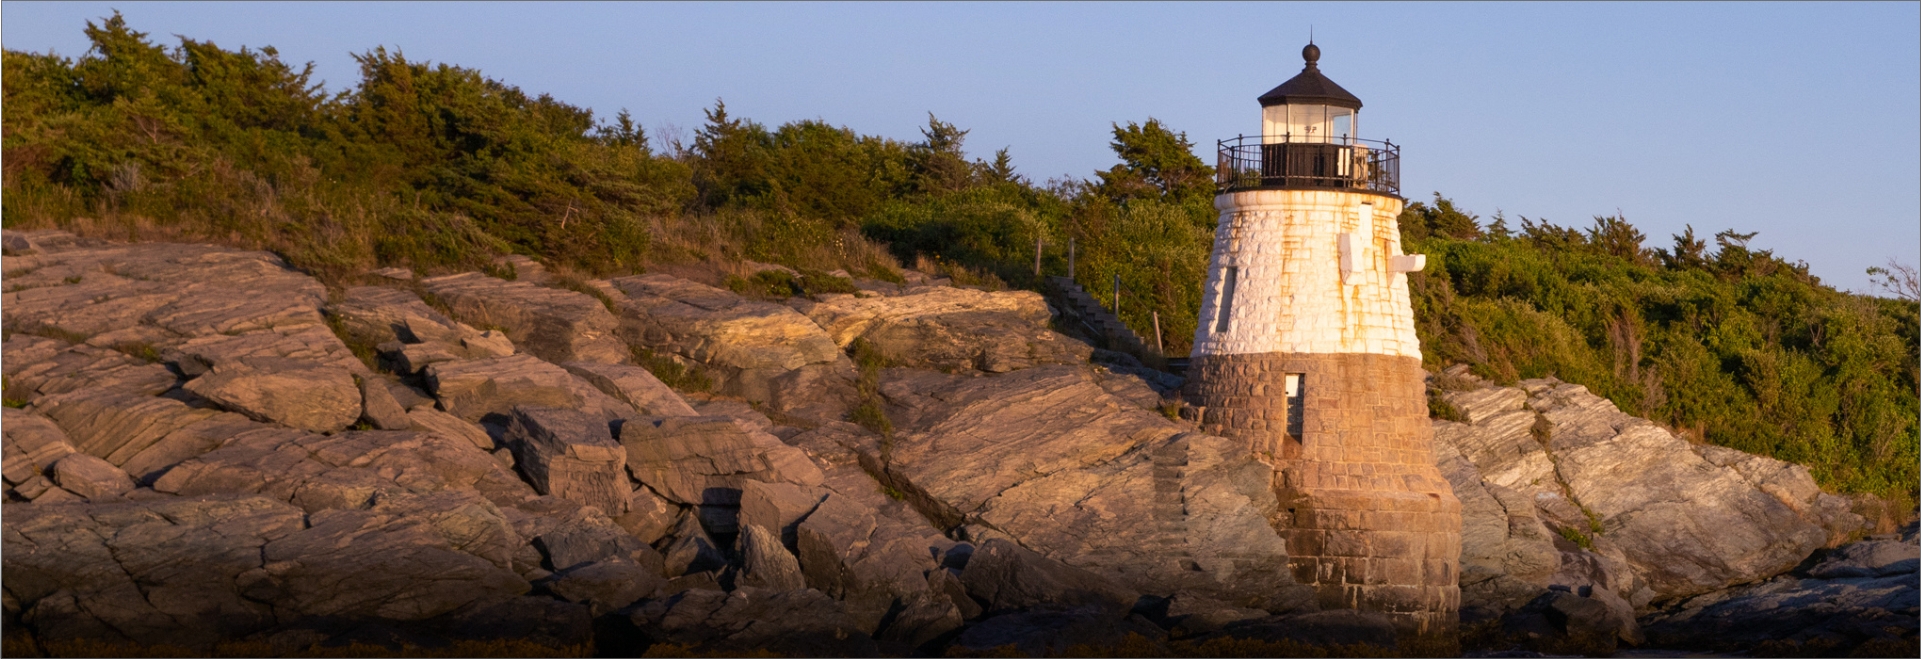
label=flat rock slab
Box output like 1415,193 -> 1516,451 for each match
804,286 -> 1091,372
619,415 -> 825,505
151,428 -> 534,512
169,324 -> 370,378
5,339 -> 177,403
420,272 -> 626,365
426,354 -> 634,422
183,357 -> 362,433
3,239 -> 327,339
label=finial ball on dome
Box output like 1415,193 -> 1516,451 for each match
1302,43 -> 1321,65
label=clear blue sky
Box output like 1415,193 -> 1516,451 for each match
4,2 -> 1917,294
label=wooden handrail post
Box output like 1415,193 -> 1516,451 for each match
1067,237 -> 1075,280
1034,237 -> 1043,277
1153,311 -> 1164,355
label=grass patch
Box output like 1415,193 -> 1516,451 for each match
1427,389 -> 1466,422
3,376 -> 29,408
61,275 -> 81,284
110,341 -> 162,363
725,270 -> 805,300
550,271 -> 618,313
879,484 -> 909,501
632,346 -> 712,393
1555,524 -> 1595,550
27,325 -> 91,345
797,268 -> 859,294
323,311 -> 384,372
847,338 -> 895,439
479,260 -> 519,281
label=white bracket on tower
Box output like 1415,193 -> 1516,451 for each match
1389,254 -> 1427,273
1338,233 -> 1361,285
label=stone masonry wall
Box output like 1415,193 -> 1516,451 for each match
1190,189 -> 1414,358
1184,351 -> 1462,634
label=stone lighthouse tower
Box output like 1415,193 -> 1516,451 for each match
1183,43 -> 1462,633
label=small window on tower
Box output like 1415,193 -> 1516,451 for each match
1284,373 -> 1305,439
1215,266 -> 1239,333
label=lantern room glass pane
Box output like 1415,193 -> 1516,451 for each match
1330,109 -> 1353,144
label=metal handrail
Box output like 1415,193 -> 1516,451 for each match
1215,134 -> 1400,196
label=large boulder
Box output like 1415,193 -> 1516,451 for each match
560,360 -> 699,416
1434,375 -> 1865,602
618,415 -> 825,506
255,491 -> 530,621
419,272 -> 627,365
800,286 -> 1091,372
604,275 -> 847,407
607,274 -> 840,372
4,496 -> 308,649
1641,525 -> 1919,654
326,285 -> 469,346
794,492 -> 960,640
502,406 -> 628,515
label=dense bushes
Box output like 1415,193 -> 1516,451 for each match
5,15 -> 1914,507
1405,200 -> 1919,506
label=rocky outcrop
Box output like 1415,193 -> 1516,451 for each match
862,365 -> 1308,613
603,274 -> 852,410
3,493 -> 533,650
1433,370 -> 1863,607
799,286 -> 1091,372
608,275 -> 840,373
8,232 -> 1905,656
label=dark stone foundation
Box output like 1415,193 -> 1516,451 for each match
1183,351 -> 1462,634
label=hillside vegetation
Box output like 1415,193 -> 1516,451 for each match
5,15 -> 1914,508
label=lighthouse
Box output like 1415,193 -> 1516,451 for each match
1183,43 -> 1461,632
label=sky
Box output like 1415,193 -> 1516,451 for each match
3,2 -> 1917,294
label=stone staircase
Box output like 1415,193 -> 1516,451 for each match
1046,276 -> 1149,356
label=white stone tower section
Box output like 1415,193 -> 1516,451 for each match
1182,43 -> 1462,634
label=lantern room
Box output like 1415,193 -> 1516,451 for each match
1217,43 -> 1400,196
1259,43 -> 1360,145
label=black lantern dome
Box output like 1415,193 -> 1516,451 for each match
1258,43 -> 1363,110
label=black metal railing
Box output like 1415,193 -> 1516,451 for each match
1216,135 -> 1400,196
